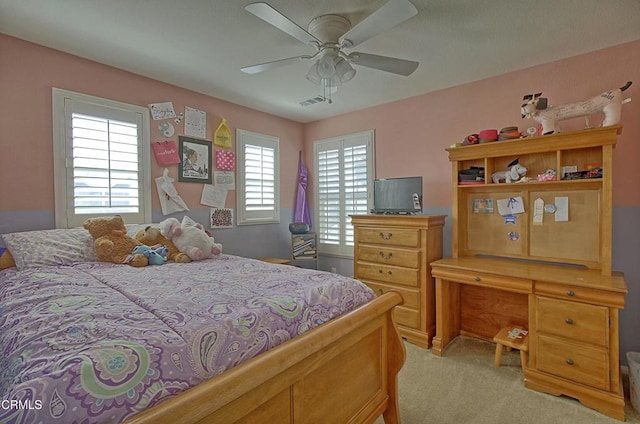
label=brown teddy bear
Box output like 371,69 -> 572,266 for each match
83,215 -> 148,267
135,226 -> 191,263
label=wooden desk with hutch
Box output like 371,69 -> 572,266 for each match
430,126 -> 628,420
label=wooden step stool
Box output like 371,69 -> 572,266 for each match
493,326 -> 529,370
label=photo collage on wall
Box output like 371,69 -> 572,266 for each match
149,101 -> 234,228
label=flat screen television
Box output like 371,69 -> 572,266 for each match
372,176 -> 423,214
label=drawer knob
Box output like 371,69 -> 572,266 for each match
379,251 -> 393,260
474,276 -> 481,282
565,318 -> 574,325
566,290 -> 575,296
379,232 -> 393,240
566,359 -> 574,366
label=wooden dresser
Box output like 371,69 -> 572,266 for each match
351,214 -> 446,348
431,126 -> 627,420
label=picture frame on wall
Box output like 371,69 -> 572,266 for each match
210,207 -> 234,229
179,136 -> 212,184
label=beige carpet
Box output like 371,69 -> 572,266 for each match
375,337 -> 640,424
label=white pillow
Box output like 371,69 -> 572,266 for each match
1,228 -> 98,270
1,223 -> 159,270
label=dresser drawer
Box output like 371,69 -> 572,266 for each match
393,305 -> 420,329
357,263 -> 419,287
536,296 -> 609,346
357,245 -> 420,268
536,334 -> 608,390
356,228 -> 420,247
364,281 -> 420,310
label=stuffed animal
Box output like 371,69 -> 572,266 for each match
83,215 -> 148,267
521,81 -> 632,135
159,216 -> 222,261
492,158 -> 528,184
0,248 -> 16,270
135,225 -> 191,263
127,244 -> 168,265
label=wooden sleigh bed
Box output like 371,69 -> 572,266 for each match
0,226 -> 405,424
126,291 -> 405,424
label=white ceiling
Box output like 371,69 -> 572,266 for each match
1,0 -> 639,123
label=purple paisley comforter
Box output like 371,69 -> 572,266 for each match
0,255 -> 374,423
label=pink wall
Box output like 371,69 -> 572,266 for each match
304,40 -> 640,208
0,34 -> 304,213
2,34 -> 637,214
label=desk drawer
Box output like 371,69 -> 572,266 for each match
364,281 -> 420,310
357,263 -> 419,287
356,228 -> 420,247
535,281 -> 625,309
357,245 -> 420,268
536,296 -> 608,346
536,334 -> 608,390
431,267 -> 532,294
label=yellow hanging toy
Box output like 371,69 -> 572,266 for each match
214,118 -> 232,149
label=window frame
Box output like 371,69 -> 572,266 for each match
236,129 -> 280,225
313,130 -> 375,258
52,88 -> 152,228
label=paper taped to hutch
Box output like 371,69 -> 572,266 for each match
497,196 -> 525,216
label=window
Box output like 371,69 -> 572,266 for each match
236,129 -> 280,225
314,130 -> 375,257
52,88 -> 151,228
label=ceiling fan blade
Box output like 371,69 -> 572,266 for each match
339,0 -> 417,48
245,2 -> 320,46
241,55 -> 311,74
347,52 -> 419,76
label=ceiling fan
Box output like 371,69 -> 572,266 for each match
241,0 -> 420,102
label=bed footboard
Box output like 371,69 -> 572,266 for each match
125,292 -> 405,424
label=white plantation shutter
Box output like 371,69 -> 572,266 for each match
71,113 -> 140,214
53,88 -> 151,228
317,147 -> 341,246
344,142 -> 370,243
237,129 -> 280,224
314,130 -> 374,256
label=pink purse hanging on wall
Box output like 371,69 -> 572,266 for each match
215,150 -> 235,171
152,140 -> 181,166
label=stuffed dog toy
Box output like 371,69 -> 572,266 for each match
521,81 -> 632,135
492,158 -> 528,184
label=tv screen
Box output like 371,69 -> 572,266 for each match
373,176 -> 423,214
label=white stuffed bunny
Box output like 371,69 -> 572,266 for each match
159,216 -> 222,261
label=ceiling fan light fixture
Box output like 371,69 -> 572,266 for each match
306,62 -> 322,84
317,54 -> 336,79
335,58 -> 356,83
